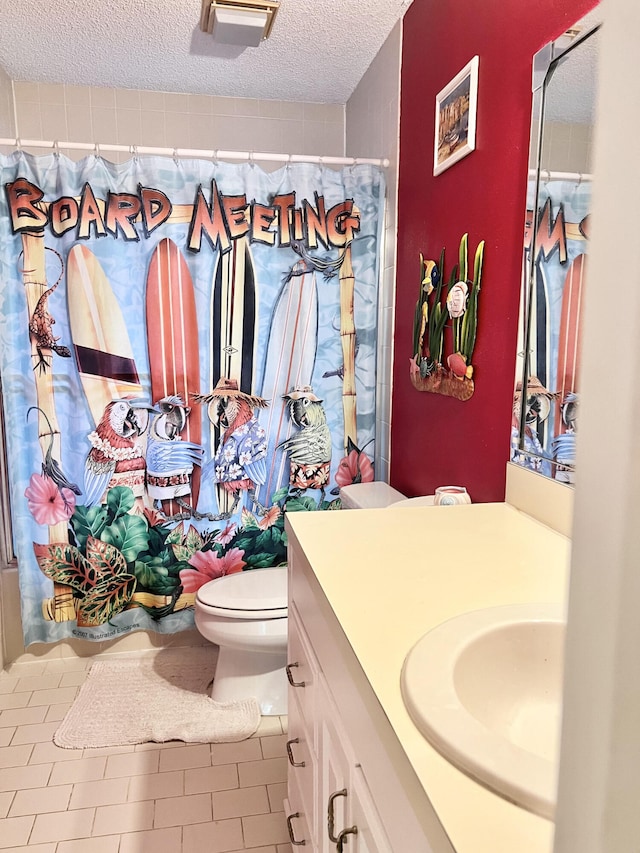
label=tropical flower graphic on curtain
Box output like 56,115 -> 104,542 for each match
0,151 -> 384,645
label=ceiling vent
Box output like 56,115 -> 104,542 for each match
199,0 -> 280,46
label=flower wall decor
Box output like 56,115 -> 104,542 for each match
410,233 -> 485,401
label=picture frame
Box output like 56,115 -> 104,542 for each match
434,56 -> 479,176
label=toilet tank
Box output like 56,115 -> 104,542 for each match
339,482 -> 407,509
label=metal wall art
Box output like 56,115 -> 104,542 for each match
410,233 -> 485,401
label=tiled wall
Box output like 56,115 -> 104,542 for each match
0,67 -> 14,138
541,121 -> 593,174
10,82 -> 345,164
345,22 -> 402,483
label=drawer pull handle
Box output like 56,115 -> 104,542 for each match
286,662 -> 306,687
286,811 -> 306,846
337,825 -> 358,852
327,787 -> 347,843
286,737 -> 306,767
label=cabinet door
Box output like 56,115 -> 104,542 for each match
318,676 -> 356,853
344,765 -> 393,853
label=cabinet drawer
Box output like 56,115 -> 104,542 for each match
288,603 -> 319,748
287,689 -> 316,836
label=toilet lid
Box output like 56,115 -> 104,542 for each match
196,566 -> 287,614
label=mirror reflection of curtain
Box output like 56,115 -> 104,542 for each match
512,178 -> 590,481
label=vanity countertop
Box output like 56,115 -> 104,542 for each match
286,501 -> 570,853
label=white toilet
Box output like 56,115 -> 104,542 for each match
194,566 -> 288,716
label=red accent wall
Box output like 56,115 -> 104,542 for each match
391,0 -> 598,502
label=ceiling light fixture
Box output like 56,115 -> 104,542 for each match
199,0 -> 280,47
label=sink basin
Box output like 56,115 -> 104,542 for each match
400,603 -> 565,819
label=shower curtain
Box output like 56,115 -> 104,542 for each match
0,151 -> 385,646
512,177 -> 590,481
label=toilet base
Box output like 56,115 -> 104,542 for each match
211,646 -> 288,716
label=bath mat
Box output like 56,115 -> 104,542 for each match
54,648 -> 261,748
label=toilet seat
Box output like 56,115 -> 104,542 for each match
196,566 -> 288,620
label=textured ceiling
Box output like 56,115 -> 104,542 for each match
0,0 -> 412,104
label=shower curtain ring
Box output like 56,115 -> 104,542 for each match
173,148 -> 180,166
53,140 -> 60,158
15,137 -> 21,151
94,142 -> 101,159
248,151 -> 255,167
130,144 -> 138,162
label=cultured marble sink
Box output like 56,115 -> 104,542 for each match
400,603 -> 565,819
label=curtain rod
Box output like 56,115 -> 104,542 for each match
0,138 -> 389,168
529,168 -> 593,182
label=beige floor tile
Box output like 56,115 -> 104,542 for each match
13,674 -> 62,693
158,743 -> 212,772
49,756 -> 107,785
153,792 -> 212,828
83,744 -> 136,757
30,741 -> 84,764
57,836 -> 120,853
127,769 -> 184,802
69,777 -> 130,809
45,701 -> 73,722
0,692 -> 31,711
184,763 -> 238,794
0,743 -> 33,768
0,705 -> 48,728
28,686 -> 79,707
0,676 -> 19,694
253,717 -> 282,738
45,658 -> 91,674
213,784 -> 270,820
11,720 -> 60,745
183,817 -> 243,853
238,756 -> 287,788
0,792 -> 14,819
59,671 -> 89,688
6,660 -> 49,675
0,814 -> 34,848
242,810 -> 289,847
6,844 -> 57,852
277,844 -> 293,853
261,734 -> 287,760
267,781 -> 287,812
0,763 -> 53,793
227,848 -> 276,853
279,716 -> 288,734
104,749 -> 160,778
119,826 -> 182,853
92,800 -> 154,836
211,737 -> 262,765
0,728 -> 15,746
30,807 -> 95,843
9,782 -> 72,816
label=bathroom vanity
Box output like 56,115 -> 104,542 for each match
284,502 -> 569,852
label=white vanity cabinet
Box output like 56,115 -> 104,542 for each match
285,522 -> 453,853
286,603 -> 392,851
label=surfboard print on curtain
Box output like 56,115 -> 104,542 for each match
0,152 -> 385,646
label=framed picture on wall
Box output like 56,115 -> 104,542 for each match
434,56 -> 479,176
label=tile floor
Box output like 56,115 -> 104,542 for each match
0,655 -> 293,852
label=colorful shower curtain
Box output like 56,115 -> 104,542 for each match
0,151 -> 385,646
511,177 -> 590,481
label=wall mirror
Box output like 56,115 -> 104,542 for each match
511,8 -> 600,484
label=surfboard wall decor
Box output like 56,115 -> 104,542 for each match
0,153 -> 385,647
